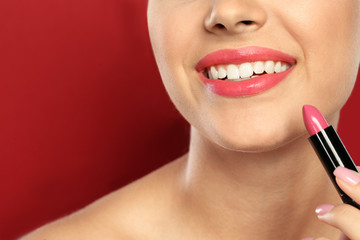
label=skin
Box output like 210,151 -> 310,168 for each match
22,0 -> 360,239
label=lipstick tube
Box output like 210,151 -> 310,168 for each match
303,105 -> 360,209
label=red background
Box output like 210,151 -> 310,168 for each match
0,0 -> 359,239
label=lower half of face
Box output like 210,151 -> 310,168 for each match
148,0 -> 360,152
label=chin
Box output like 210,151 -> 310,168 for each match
215,133 -> 302,153
205,121 -> 305,153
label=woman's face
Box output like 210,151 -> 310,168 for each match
147,0 -> 360,152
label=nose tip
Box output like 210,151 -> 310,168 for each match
204,1 -> 267,35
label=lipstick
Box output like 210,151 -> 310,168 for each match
303,105 -> 360,209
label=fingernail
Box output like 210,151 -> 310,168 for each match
334,166 -> 360,186
315,204 -> 334,219
301,238 -> 314,240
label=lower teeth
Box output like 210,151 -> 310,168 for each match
225,74 -> 262,81
205,71 -> 266,81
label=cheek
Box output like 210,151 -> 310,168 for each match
280,0 -> 359,106
148,2 -> 203,69
148,2 -> 206,114
148,9 -> 185,105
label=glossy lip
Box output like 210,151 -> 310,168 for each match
195,46 -> 297,97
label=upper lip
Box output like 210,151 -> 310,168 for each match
195,46 -> 297,72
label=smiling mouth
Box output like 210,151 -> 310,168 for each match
203,60 -> 293,81
195,47 -> 297,97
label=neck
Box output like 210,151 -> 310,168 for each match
180,126 -> 341,240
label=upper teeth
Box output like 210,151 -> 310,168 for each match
207,61 -> 291,81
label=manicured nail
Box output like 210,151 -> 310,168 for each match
334,166 -> 360,186
315,204 -> 334,219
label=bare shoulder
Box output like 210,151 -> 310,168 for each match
20,155 -> 187,240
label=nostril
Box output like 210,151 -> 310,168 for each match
241,20 -> 253,25
215,23 -> 226,29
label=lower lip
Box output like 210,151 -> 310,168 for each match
198,67 -> 294,97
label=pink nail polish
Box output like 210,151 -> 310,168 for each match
334,166 -> 360,186
315,204 -> 334,215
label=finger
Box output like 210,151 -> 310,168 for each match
334,166 -> 360,204
316,203 -> 360,240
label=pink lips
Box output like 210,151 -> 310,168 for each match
195,46 -> 296,97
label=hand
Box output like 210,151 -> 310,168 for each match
304,166 -> 360,240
